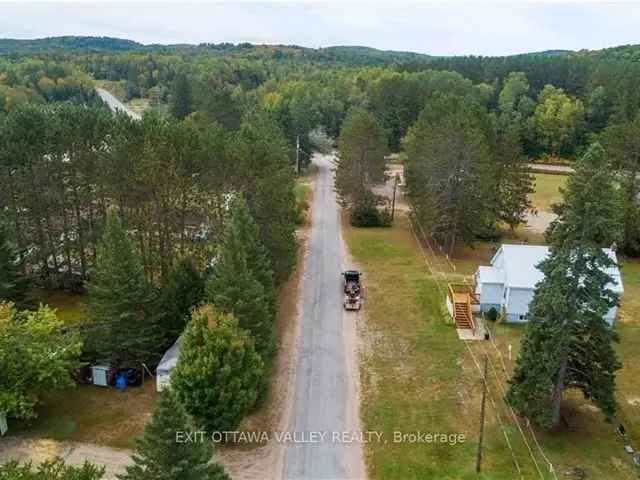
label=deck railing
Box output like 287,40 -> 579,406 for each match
447,283 -> 478,333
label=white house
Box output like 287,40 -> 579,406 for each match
475,244 -> 623,324
156,337 -> 181,392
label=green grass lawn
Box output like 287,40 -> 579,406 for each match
12,381 -> 156,449
530,173 -> 567,212
31,288 -> 87,324
346,213 -> 640,479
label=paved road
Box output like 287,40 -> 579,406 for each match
95,88 -> 141,120
283,153 -> 364,479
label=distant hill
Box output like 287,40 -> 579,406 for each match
1,35 -> 639,64
520,49 -> 574,57
0,36 -> 143,54
314,45 -> 432,64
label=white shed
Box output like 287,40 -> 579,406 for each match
475,244 -> 623,323
156,337 -> 181,392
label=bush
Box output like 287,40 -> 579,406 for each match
349,191 -> 392,227
487,307 -> 498,322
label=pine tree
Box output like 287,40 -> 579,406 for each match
0,224 -> 30,308
206,197 -> 276,360
335,108 -> 388,207
161,257 -> 205,342
494,121 -> 534,231
404,94 -> 494,254
505,245 -> 621,429
119,390 -> 229,480
547,142 -> 623,247
171,305 -> 263,433
171,73 -> 193,120
231,111 -> 298,284
87,215 -> 161,366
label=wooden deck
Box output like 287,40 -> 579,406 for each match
447,283 -> 479,332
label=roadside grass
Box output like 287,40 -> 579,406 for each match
12,381 -> 156,449
346,215 -> 533,479
530,173 -> 567,212
347,213 -> 640,479
94,79 -> 151,115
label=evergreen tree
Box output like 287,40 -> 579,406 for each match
160,257 -> 205,342
404,94 -> 494,254
171,305 -> 263,433
0,459 -> 105,480
87,215 -> 160,366
119,390 -> 229,480
206,197 -> 276,360
335,108 -> 388,207
546,143 -> 623,247
0,224 -> 30,308
505,246 -> 621,429
231,111 -> 297,284
171,73 -> 193,120
494,121 -> 534,231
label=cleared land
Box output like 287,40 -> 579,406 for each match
346,205 -> 640,479
348,168 -> 640,478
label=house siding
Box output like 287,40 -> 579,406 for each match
479,283 -> 504,307
506,287 -> 535,322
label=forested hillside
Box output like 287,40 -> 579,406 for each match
3,35 -> 640,266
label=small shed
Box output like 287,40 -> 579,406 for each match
156,337 -> 181,392
91,365 -> 112,387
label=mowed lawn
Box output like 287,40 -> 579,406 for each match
346,216 -> 519,480
11,288 -> 157,449
346,214 -> 640,479
530,173 -> 567,212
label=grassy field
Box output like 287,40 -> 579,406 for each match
530,173 -> 567,212
346,213 -> 640,479
13,381 -> 157,449
32,288 -> 87,324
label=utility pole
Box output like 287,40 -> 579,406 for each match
391,173 -> 399,222
296,135 -> 300,175
476,354 -> 488,474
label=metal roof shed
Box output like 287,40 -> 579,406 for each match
156,337 -> 181,392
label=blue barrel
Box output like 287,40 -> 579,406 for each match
115,373 -> 127,391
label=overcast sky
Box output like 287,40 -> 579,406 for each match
1,1 -> 640,56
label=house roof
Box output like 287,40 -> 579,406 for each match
157,337 -> 181,374
478,265 -> 505,284
489,244 -> 623,293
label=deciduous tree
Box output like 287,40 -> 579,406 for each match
0,303 -> 82,419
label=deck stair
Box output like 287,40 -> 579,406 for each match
447,284 -> 479,332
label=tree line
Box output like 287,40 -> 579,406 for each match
0,102 -> 296,286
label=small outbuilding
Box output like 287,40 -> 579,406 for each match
156,337 -> 181,392
474,244 -> 623,323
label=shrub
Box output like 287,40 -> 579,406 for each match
349,191 -> 392,228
